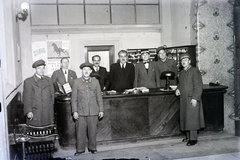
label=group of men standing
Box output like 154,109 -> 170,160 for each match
22,45 -> 204,157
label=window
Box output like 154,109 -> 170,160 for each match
30,0 -> 160,26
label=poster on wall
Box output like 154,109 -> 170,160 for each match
47,41 -> 71,76
32,41 -> 48,62
47,41 -> 70,58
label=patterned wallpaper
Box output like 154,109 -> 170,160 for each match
194,0 -> 235,134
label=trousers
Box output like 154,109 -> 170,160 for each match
186,130 -> 198,140
75,116 -> 98,152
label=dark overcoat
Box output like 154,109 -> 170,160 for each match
178,66 -> 205,131
51,68 -> 77,91
71,77 -> 104,116
134,62 -> 160,88
109,63 -> 135,90
91,66 -> 110,91
156,59 -> 178,87
23,75 -> 55,126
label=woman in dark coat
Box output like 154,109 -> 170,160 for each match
175,53 -> 205,146
23,60 -> 55,126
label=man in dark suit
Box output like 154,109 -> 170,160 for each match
134,51 -> 160,88
109,50 -> 135,91
72,62 -> 104,156
90,55 -> 110,91
175,53 -> 205,146
23,59 -> 55,126
51,57 -> 77,92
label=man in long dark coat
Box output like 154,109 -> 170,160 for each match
175,53 -> 205,146
134,51 -> 160,88
23,59 -> 55,126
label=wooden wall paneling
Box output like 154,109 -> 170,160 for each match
97,100 -> 112,141
149,95 -> 180,136
109,97 -> 149,139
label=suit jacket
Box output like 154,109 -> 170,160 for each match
71,77 -> 104,116
134,61 -> 160,88
51,68 -> 77,92
109,63 -> 135,91
178,66 -> 205,131
91,66 -> 110,91
23,75 -> 55,126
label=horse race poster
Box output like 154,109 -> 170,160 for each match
47,41 -> 70,58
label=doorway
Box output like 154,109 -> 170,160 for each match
85,45 -> 114,72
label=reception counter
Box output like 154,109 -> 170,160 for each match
54,84 -> 227,147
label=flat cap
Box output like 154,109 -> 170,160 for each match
156,45 -> 167,54
141,51 -> 150,55
179,53 -> 191,60
79,62 -> 93,70
32,59 -> 46,68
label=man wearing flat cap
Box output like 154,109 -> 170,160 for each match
23,59 -> 55,126
175,53 -> 205,146
71,62 -> 104,156
134,51 -> 160,88
156,46 -> 178,88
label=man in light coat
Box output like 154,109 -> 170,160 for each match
175,53 -> 205,146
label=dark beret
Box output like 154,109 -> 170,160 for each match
156,45 -> 167,54
179,53 -> 191,60
32,59 -> 46,68
141,51 -> 150,55
79,62 -> 93,70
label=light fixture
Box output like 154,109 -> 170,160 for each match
16,2 -> 29,22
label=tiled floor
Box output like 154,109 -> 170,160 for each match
53,132 -> 240,160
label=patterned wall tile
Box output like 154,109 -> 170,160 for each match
196,0 -> 235,134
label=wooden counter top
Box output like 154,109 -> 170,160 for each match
102,84 -> 228,99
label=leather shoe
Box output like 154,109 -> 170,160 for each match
74,151 -> 84,156
186,140 -> 198,146
182,138 -> 189,142
88,149 -> 98,154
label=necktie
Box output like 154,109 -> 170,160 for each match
122,64 -> 124,69
65,70 -> 67,74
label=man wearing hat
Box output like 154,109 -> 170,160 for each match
51,57 -> 77,93
71,62 -> 104,155
134,51 -> 160,88
175,53 -> 205,146
23,59 -> 55,126
156,46 -> 178,88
